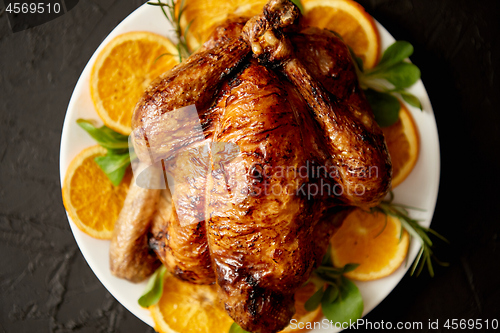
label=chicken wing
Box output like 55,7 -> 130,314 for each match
205,62 -> 335,333
144,20 -> 249,284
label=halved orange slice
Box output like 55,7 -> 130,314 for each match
382,104 -> 420,188
62,145 -> 132,239
330,208 -> 410,281
149,273 -> 233,333
178,0 -> 268,52
302,0 -> 380,69
90,32 -> 179,135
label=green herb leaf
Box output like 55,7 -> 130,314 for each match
377,41 -> 414,69
347,45 -> 364,73
370,62 -> 421,89
321,284 -> 339,304
138,266 -> 167,308
304,286 -> 324,312
76,119 -> 129,153
321,245 -> 332,265
229,322 -> 251,333
95,153 -> 131,186
354,55 -> 364,73
321,276 -> 364,325
315,265 -> 344,276
77,118 -> 133,185
359,41 -> 423,116
342,263 -> 360,274
291,0 -> 304,13
364,89 -> 401,127
400,91 -> 423,110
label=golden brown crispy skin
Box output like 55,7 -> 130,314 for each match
151,142 -> 215,284
206,63 -> 335,333
150,189 -> 173,237
109,166 -> 161,282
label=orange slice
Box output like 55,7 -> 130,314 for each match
149,273 -> 322,333
382,104 -> 420,188
149,274 -> 233,333
90,31 -> 180,135
62,145 -> 132,239
178,0 -> 268,51
302,0 -> 380,69
330,208 -> 410,281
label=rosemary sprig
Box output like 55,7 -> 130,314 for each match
373,194 -> 448,277
148,0 -> 193,62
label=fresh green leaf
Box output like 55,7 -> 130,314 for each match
359,41 -> 423,116
321,284 -> 339,304
77,118 -> 133,185
347,45 -> 364,73
315,265 -> 344,276
342,263 -> 360,274
77,119 -> 129,152
138,265 -> 167,307
369,62 -> 420,89
95,153 -> 131,186
321,276 -> 363,325
229,322 -> 251,333
354,55 -> 364,73
304,286 -> 324,312
400,91 -> 423,110
291,0 -> 304,13
321,245 -> 332,266
377,41 -> 414,69
364,89 -> 401,127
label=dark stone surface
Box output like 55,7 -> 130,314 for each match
0,0 -> 498,332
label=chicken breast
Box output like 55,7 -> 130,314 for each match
205,62 -> 336,332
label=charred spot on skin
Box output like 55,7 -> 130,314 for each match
174,266 -> 185,277
246,280 -> 262,318
148,235 -> 160,251
228,77 -> 243,88
249,163 -> 264,181
272,248 -> 283,260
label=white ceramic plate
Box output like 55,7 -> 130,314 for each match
59,2 -> 440,331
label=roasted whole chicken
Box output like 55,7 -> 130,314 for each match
110,1 -> 392,332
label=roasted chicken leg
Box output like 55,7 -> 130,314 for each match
109,164 -> 162,282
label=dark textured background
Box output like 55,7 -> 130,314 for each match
0,0 -> 499,332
